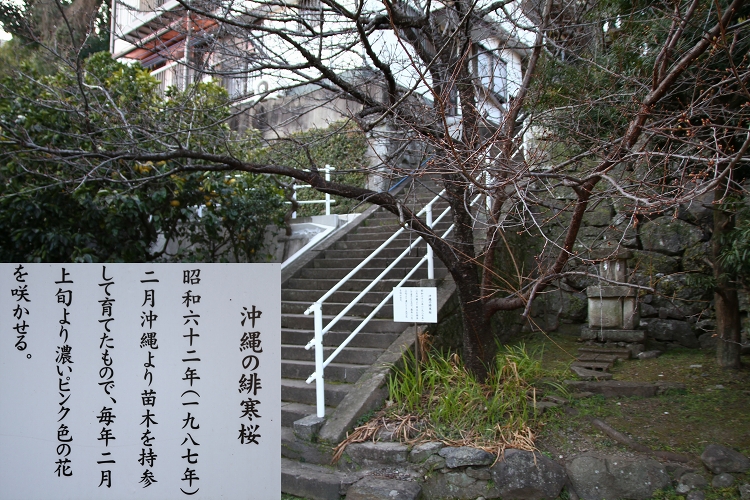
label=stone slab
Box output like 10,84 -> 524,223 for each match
282,457 -> 362,500
570,366 -> 614,380
439,446 -> 495,468
345,442 -> 409,467
565,380 -> 659,398
294,414 -> 327,442
580,327 -> 646,343
345,477 -> 422,500
571,360 -> 613,371
700,444 -> 750,474
586,285 -> 638,298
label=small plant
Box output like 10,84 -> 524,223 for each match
385,344 -> 568,451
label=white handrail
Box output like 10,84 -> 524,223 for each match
303,203 -> 452,344
303,191 -> 447,315
291,165 -> 335,218
303,188 -> 482,418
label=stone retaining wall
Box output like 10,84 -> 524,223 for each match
436,189 -> 750,352
338,441 -> 750,500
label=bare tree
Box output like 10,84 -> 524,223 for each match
1,0 -> 748,377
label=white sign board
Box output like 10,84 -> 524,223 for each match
392,287 -> 438,323
0,264 -> 280,500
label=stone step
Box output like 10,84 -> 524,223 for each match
297,266 -> 434,281
569,365 -> 614,381
313,256 -> 425,269
282,288 -> 392,304
282,300 -> 393,318
286,278 -> 412,292
333,239 -> 411,251
344,232 -> 414,242
281,401 -> 319,427
282,359 -> 368,383
282,314 -> 406,333
282,378 -> 351,407
283,344 -> 384,365
282,329 -> 400,349
354,225 -> 403,234
281,457 -> 360,500
571,360 -> 613,371
281,427 -> 347,470
577,347 -> 632,360
323,247 -> 429,260
580,327 -> 646,343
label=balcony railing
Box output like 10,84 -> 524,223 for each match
114,0 -> 180,40
151,62 -> 185,94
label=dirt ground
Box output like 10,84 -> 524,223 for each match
524,332 -> 750,496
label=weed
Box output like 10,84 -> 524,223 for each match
355,410 -> 376,427
386,344 -> 568,451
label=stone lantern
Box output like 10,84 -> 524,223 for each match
581,250 -> 644,343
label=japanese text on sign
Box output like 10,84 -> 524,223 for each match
0,264 -> 280,500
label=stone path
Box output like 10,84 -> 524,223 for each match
569,345 -> 631,380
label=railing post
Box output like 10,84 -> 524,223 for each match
324,165 -> 332,216
312,302 -> 326,418
426,202 -> 434,280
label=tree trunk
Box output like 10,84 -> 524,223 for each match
713,189 -> 742,369
452,261 -> 496,381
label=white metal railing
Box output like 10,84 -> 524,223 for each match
114,0 -> 178,39
151,62 -> 184,94
287,165 -> 336,218
302,189 -> 482,418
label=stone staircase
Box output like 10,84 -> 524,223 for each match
280,185 -> 452,499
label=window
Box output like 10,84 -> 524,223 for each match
476,47 -> 507,103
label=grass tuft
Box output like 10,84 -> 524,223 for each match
384,344 -> 568,452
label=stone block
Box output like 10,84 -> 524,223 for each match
586,286 -> 637,298
564,380 -> 659,398
640,216 -> 703,256
579,327 -> 645,343
628,250 -> 680,276
700,444 -> 750,474
687,491 -> 706,500
645,319 -> 699,348
439,446 -> 495,468
637,350 -> 661,360
294,415 -> 326,442
490,449 -> 566,499
345,442 -> 409,467
421,470 -> 494,499
346,477 -> 422,500
570,366 -> 613,380
588,296 -> 624,329
677,472 -> 707,492
409,441 -> 445,463
699,333 -> 717,350
583,201 -> 614,227
712,473 -> 735,488
566,455 -> 669,500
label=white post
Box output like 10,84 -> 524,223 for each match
292,188 -> 297,219
426,202 -> 434,280
324,165 -> 332,216
183,16 -> 192,91
312,302 -> 326,418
